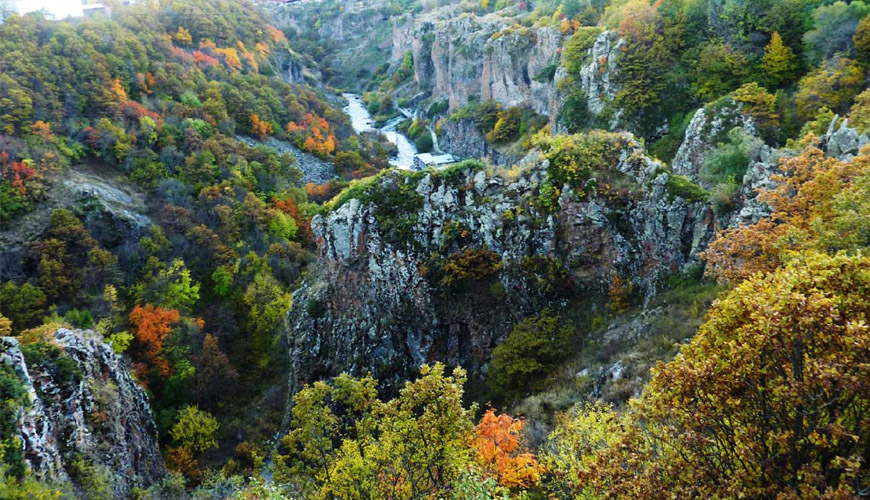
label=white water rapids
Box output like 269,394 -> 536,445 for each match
342,93 -> 417,169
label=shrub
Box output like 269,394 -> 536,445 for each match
563,27 -> 602,74
440,248 -> 503,289
485,107 -> 523,144
700,128 -> 754,186
489,310 -> 575,398
520,256 -> 572,296
664,174 -> 709,203
557,87 -> 590,134
170,405 -> 219,454
0,282 -> 47,332
0,364 -> 28,477
63,309 -> 94,329
415,132 -> 433,152
449,100 -> 501,136
20,342 -> 82,391
848,88 -> 870,132
535,131 -> 625,196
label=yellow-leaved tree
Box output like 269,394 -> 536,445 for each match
563,252 -> 870,499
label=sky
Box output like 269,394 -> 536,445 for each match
9,0 -> 86,19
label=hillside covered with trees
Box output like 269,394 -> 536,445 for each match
2,0 -> 870,498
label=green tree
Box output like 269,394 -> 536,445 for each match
489,310 -> 575,398
170,406 -> 219,454
854,15 -> 870,63
761,31 -> 798,87
0,282 -> 47,332
796,58 -> 865,118
278,364 -> 476,500
243,270 -> 291,367
803,0 -> 870,66
637,252 -> 870,498
152,260 -> 200,313
691,42 -> 747,99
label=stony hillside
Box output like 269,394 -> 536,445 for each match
1,328 -> 164,496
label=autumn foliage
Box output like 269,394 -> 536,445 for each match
250,113 -> 273,138
287,113 -> 336,157
703,138 -> 870,282
579,252 -> 870,499
474,410 -> 543,489
129,304 -> 180,377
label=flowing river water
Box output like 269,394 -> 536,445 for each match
342,93 -> 417,169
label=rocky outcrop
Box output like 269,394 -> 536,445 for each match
481,26 -> 562,117
0,162 -> 152,283
438,118 -> 521,166
1,329 -> 164,497
286,135 -> 715,395
576,31 -> 624,126
394,11 -> 562,116
671,104 -> 757,181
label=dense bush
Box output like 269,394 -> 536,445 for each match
485,107 -> 523,143
489,310 -> 575,398
535,131 -> 625,196
664,174 -> 709,203
439,248 -> 504,289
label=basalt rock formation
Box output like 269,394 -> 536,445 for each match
1,328 -> 164,496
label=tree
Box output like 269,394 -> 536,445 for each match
489,310 -> 575,398
243,270 -> 291,367
474,410 -> 542,489
439,248 -> 503,289
129,304 -> 181,377
250,113 -> 273,138
795,58 -> 865,119
803,1 -> 870,66
848,88 -> 870,132
691,42 -> 747,99
147,259 -> 200,313
0,282 -> 47,332
543,402 -> 627,499
485,107 -> 522,144
762,32 -> 798,87
634,253 -> 870,498
194,334 -> 238,407
613,0 -> 671,120
854,15 -> 870,63
170,405 -> 219,453
277,364 -> 476,500
173,26 -> 192,45
703,141 -> 870,282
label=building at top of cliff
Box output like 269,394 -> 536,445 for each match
4,0 -> 132,20
413,153 -> 456,171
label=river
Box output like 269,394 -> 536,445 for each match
342,93 -> 417,169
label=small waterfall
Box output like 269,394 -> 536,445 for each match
342,93 -> 417,169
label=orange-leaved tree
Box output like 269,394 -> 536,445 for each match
703,137 -> 870,282
129,304 -> 180,377
474,409 -> 543,489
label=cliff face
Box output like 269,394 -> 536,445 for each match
285,100 -> 870,401
399,14 -> 561,118
438,119 -> 521,166
1,329 -> 163,496
286,135 -> 715,394
269,0 -> 394,88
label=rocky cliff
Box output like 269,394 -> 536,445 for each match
285,95 -> 870,400
286,134 -> 715,394
395,12 -> 562,118
1,328 -> 164,496
269,0 -> 395,89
